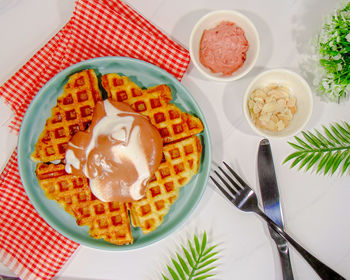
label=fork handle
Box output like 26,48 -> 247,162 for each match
257,210 -> 345,280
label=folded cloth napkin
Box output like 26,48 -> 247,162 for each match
0,0 -> 190,279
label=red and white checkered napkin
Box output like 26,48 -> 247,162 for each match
0,1 -> 190,279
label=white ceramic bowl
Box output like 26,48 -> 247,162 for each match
189,10 -> 260,82
243,69 -> 313,138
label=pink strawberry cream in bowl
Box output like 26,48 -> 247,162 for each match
199,21 -> 249,76
189,10 -> 260,81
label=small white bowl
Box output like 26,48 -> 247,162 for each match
189,10 -> 260,82
243,69 -> 313,138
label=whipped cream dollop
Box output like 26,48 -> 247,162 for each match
65,100 -> 163,202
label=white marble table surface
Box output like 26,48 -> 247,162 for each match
1,0 -> 349,279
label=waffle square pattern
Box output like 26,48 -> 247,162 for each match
102,73 -> 203,143
32,69 -> 204,245
31,70 -> 102,163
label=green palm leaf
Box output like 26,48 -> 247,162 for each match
284,121 -> 350,175
161,232 -> 219,280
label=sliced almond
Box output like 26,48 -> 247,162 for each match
248,83 -> 297,132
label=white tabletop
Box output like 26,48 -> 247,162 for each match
1,0 -> 350,279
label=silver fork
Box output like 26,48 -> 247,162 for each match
210,161 -> 345,280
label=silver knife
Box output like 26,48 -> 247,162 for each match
258,138 -> 294,280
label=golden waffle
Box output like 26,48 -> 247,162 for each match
101,73 -> 204,143
128,135 -> 202,234
101,73 -> 172,104
31,69 -> 103,163
32,71 -> 204,245
35,162 -> 133,245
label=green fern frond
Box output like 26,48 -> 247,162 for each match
284,121 -> 350,175
161,231 -> 219,280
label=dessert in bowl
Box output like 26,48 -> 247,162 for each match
189,10 -> 260,81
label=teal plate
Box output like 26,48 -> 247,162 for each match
17,57 -> 211,251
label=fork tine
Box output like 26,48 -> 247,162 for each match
214,170 -> 237,196
218,166 -> 242,193
209,175 -> 235,201
223,161 -> 248,190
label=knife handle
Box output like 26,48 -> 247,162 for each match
257,210 -> 345,280
278,247 -> 294,280
269,228 -> 294,280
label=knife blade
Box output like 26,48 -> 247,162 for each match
258,138 -> 294,280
